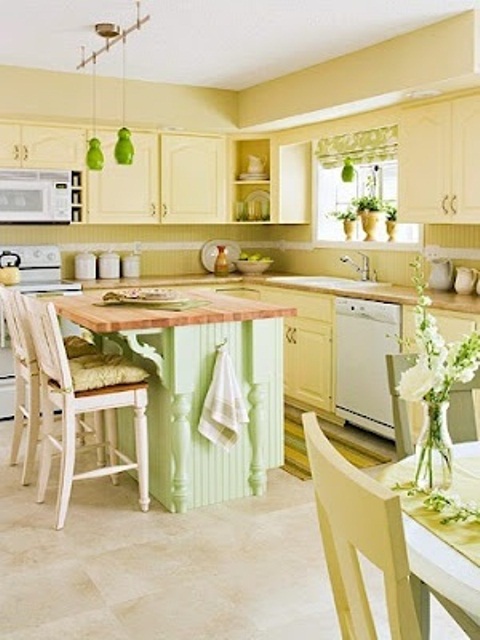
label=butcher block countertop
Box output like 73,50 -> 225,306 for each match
52,288 -> 296,334
75,273 -> 480,316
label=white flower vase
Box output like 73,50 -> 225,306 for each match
415,400 -> 453,491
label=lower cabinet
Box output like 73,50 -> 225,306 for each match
261,287 -> 333,412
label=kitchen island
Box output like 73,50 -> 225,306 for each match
52,289 -> 295,513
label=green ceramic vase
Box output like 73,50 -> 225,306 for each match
86,138 -> 104,171
114,127 -> 134,165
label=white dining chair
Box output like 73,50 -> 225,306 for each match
302,411 -> 422,639
23,294 -> 151,530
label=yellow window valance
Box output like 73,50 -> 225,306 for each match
316,124 -> 398,169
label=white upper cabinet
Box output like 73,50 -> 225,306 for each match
87,129 -> 159,224
399,95 -> 480,223
160,134 -> 226,224
0,123 -> 86,169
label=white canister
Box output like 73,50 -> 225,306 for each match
98,251 -> 120,279
74,252 -> 96,280
121,253 -> 141,278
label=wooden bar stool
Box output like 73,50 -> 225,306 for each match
0,286 -> 100,485
23,294 -> 151,530
0,285 -> 41,485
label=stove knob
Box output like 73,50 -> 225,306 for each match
47,252 -> 56,262
33,249 -> 41,258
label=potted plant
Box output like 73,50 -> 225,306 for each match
351,195 -> 385,241
328,208 -> 358,240
385,204 -> 397,242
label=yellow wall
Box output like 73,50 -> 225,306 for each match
0,66 -> 238,132
239,12 -> 478,128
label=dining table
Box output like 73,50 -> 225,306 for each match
379,441 -> 480,638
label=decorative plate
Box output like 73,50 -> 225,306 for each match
201,239 -> 241,273
244,189 -> 270,206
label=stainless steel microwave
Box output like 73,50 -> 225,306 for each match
0,168 -> 72,224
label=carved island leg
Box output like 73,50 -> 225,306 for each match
248,382 -> 267,495
171,392 -> 192,513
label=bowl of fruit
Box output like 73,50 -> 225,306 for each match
234,252 -> 274,274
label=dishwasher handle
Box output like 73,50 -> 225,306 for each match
335,297 -> 401,326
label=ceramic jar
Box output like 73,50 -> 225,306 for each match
74,251 -> 96,280
121,253 -> 141,278
98,251 -> 120,280
454,267 -> 478,295
428,258 -> 454,291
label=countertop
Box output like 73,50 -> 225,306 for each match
74,273 -> 480,315
52,288 -> 296,333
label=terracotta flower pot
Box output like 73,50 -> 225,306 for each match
360,210 -> 381,242
386,220 -> 397,242
343,220 -> 355,241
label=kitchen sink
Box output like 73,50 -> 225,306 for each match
266,276 -> 392,288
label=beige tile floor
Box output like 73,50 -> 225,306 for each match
0,419 -> 468,639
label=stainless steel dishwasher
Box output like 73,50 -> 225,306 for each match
335,296 -> 401,440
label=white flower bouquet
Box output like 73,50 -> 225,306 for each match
398,257 -> 480,490
399,258 -> 480,404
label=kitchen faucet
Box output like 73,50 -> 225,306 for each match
340,252 -> 373,281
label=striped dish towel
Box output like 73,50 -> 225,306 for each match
198,346 -> 249,451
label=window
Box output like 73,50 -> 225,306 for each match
315,125 -> 420,245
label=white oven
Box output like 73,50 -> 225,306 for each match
0,245 -> 82,420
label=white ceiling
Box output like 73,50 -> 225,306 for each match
1,0 -> 479,91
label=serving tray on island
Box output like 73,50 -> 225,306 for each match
97,288 -> 207,310
102,288 -> 189,303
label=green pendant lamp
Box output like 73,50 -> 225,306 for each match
86,53 -> 104,171
86,138 -> 104,171
341,157 -> 355,183
114,33 -> 135,165
115,127 -> 134,165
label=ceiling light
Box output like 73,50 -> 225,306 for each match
76,2 -> 150,71
78,2 -> 150,169
85,52 -> 104,171
95,23 -> 121,39
114,33 -> 134,165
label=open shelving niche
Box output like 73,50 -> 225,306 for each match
230,137 -> 271,224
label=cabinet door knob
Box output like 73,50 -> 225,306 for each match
23,145 -> 28,161
450,194 -> 457,215
292,327 -> 297,344
441,195 -> 449,215
162,203 -> 168,217
151,203 -> 156,216
13,144 -> 20,161
286,326 -> 292,343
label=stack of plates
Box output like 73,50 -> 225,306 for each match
238,173 -> 269,181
